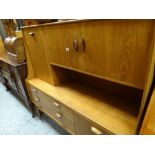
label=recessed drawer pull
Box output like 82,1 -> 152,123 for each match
56,113 -> 62,118
32,88 -> 37,92
35,97 -> 40,102
91,127 -> 102,135
53,102 -> 60,107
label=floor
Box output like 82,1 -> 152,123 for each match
0,82 -> 68,135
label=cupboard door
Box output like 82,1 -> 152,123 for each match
82,20 -> 154,89
44,23 -> 84,69
23,28 -> 52,84
75,113 -> 110,135
140,89 -> 155,134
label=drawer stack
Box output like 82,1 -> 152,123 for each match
28,85 -> 75,134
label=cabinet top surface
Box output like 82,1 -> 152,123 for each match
0,53 -> 27,66
21,19 -> 155,29
21,19 -> 93,29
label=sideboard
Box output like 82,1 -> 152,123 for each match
22,20 -> 155,134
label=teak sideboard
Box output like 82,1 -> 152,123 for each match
22,20 -> 155,135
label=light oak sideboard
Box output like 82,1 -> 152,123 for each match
22,20 -> 155,135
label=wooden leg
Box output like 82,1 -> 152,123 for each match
35,106 -> 43,119
32,112 -> 35,118
5,85 -> 10,91
25,99 -> 36,118
29,102 -> 36,118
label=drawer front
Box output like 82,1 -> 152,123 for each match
75,113 -> 110,135
28,85 -> 40,106
28,84 -> 75,132
62,116 -> 75,132
1,69 -> 16,87
0,61 -> 10,72
1,69 -> 11,79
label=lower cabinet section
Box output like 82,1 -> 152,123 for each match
28,84 -> 110,135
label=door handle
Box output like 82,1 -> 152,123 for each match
73,39 -> 79,52
81,38 -> 86,51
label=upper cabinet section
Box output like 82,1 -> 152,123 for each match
22,20 -> 155,89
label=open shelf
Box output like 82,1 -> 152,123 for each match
27,77 -> 140,134
51,62 -> 144,89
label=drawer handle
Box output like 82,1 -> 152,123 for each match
56,113 -> 62,118
32,88 -> 37,92
73,39 -> 79,52
36,104 -> 41,108
91,127 -> 102,135
53,102 -> 60,107
29,32 -> 35,36
35,97 -> 40,102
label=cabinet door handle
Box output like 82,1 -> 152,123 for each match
53,102 -> 60,107
35,97 -> 40,102
56,113 -> 62,118
91,127 -> 102,135
29,32 -> 35,36
81,38 -> 86,51
73,39 -> 79,52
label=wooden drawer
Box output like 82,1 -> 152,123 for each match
75,113 -> 110,135
28,85 -> 40,106
1,69 -> 16,87
0,61 -> 10,72
28,84 -> 75,132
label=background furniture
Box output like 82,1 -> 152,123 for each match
22,19 -> 155,134
0,38 -> 34,116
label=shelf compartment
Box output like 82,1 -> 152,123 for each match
51,62 -> 144,90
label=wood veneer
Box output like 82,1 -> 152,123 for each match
22,19 -> 155,134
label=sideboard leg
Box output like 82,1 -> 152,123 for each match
35,106 -> 43,119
